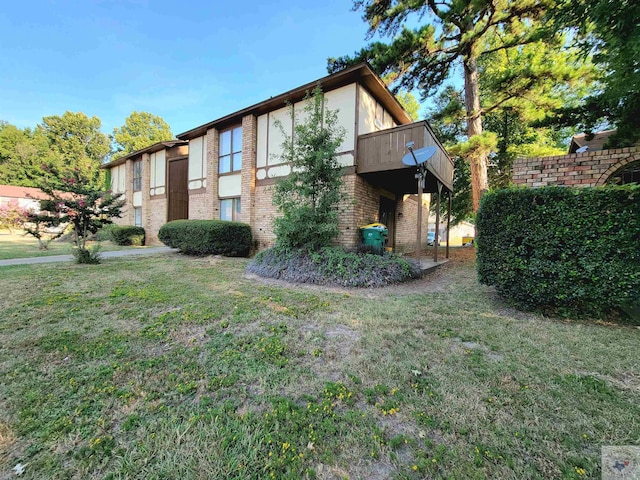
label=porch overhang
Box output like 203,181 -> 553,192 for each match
356,121 -> 453,195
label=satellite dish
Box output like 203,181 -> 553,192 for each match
402,146 -> 437,167
576,145 -> 589,153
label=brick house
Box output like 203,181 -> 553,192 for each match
103,64 -> 453,251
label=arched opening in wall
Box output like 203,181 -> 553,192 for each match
606,160 -> 640,185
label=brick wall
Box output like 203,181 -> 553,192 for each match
513,147 -> 640,187
240,115 -> 257,225
395,194 -> 430,253
253,184 -> 278,250
147,197 -> 167,244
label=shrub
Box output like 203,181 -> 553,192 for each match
0,199 -> 30,234
247,246 -> 422,287
476,185 -> 640,319
158,220 -> 251,257
110,225 -> 145,246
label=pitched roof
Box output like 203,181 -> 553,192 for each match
568,129 -> 617,153
176,62 -> 413,140
0,184 -> 49,200
101,140 -> 187,168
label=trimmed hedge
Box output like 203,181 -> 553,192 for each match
110,225 -> 145,246
476,185 -> 640,319
247,246 -> 422,287
158,219 -> 251,257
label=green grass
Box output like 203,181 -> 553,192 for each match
0,253 -> 638,479
0,231 -> 151,260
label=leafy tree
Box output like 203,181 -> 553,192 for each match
27,165 -> 125,263
38,112 -> 110,187
0,123 -> 51,187
548,0 -> 640,147
112,111 -> 173,157
0,199 -> 30,234
328,0 -> 576,210
272,87 -> 346,250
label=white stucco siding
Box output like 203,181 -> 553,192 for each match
218,173 -> 242,197
257,114 -> 269,168
324,83 -> 356,155
188,136 -> 207,188
150,150 -> 166,196
132,191 -> 142,207
255,82 -> 358,180
358,85 -> 397,135
110,164 -> 126,194
267,107 -> 292,166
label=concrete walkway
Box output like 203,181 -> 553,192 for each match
419,257 -> 449,273
0,246 -> 177,267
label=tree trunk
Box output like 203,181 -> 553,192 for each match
463,55 -> 489,211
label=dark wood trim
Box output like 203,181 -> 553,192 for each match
167,155 -> 188,162
101,140 -> 188,169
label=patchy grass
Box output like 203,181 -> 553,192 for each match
0,252 -> 638,479
0,231 -> 150,260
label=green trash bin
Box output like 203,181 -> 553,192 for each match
360,223 -> 388,252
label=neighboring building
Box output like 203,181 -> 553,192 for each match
513,129 -> 640,188
103,63 -> 453,251
0,184 -> 48,212
568,129 -> 617,154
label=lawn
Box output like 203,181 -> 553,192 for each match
0,251 -> 638,479
0,231 -> 151,260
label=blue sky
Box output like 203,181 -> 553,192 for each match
0,0 -> 395,137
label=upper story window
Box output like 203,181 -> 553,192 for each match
219,126 -> 242,174
133,160 -> 142,191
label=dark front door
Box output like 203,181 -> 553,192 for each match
379,196 -> 396,248
168,158 -> 188,221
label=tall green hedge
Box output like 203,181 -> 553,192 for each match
476,185 -> 640,318
158,220 -> 251,257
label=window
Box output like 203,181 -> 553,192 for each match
134,207 -> 142,227
219,126 -> 242,174
220,198 -> 241,221
133,160 -> 142,191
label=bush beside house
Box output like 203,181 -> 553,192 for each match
158,220 -> 251,257
476,185 -> 640,318
109,225 -> 145,246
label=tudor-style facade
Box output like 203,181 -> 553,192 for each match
104,64 -> 453,252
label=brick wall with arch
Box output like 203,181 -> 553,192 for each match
513,147 -> 640,187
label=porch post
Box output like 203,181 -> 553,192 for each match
415,172 -> 423,262
446,190 -> 452,259
434,181 -> 442,262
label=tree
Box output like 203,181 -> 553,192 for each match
27,164 -> 125,263
112,111 -> 173,157
272,87 -> 346,250
0,199 -> 30,234
548,0 -> 640,147
38,112 -> 110,187
0,122 -> 51,187
329,0 -> 569,210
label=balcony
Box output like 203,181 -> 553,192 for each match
357,121 -> 453,194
